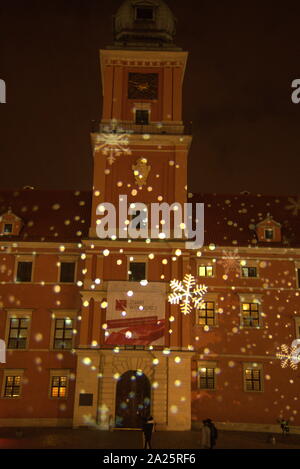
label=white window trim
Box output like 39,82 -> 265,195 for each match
1,369 -> 25,399
243,362 -> 264,393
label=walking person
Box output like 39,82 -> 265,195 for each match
143,416 -> 155,449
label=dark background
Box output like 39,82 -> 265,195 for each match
0,0 -> 300,195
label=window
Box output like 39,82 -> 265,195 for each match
196,301 -> 215,326
241,302 -> 260,327
135,110 -> 149,125
53,318 -> 73,350
198,367 -> 215,390
295,318 -> 300,339
60,262 -> 76,283
265,229 -> 274,240
16,261 -> 32,282
4,375 -> 21,398
4,224 -> 12,233
244,367 -> 262,392
135,6 -> 154,20
50,376 -> 68,398
8,318 -> 29,349
297,268 -> 300,288
199,265 -> 213,277
241,266 -> 257,278
129,262 -> 146,281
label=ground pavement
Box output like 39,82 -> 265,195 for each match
0,428 -> 299,449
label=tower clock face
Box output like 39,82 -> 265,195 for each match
128,73 -> 158,100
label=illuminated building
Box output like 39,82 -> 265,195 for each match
0,0 -> 299,433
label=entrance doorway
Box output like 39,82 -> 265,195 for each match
115,370 -> 151,428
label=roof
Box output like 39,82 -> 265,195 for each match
0,189 -> 299,248
0,190 -> 91,243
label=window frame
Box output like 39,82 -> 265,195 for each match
49,370 -> 70,399
5,309 -> 33,351
239,294 -> 263,329
15,260 -> 33,283
1,369 -> 24,399
197,362 -> 217,391
50,310 -> 77,351
243,363 -> 264,393
126,256 -> 148,282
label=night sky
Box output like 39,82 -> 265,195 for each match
1,0 -> 300,195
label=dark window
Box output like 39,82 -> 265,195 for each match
51,376 -> 67,398
135,110 -> 149,125
198,367 -> 215,389
60,262 -> 76,283
129,262 -> 146,281
242,303 -> 260,327
135,6 -> 154,20
242,266 -> 257,278
16,261 -> 32,282
54,318 -> 73,350
245,368 -> 261,391
297,268 -> 300,288
79,393 -> 93,406
265,229 -> 274,240
197,301 -> 215,326
4,224 -> 13,233
4,375 -> 21,398
8,318 -> 29,349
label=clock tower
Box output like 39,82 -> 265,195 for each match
74,0 -> 194,432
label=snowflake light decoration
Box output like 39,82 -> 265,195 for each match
168,274 -> 207,315
218,249 -> 241,275
94,119 -> 131,165
276,342 -> 300,370
285,197 -> 300,216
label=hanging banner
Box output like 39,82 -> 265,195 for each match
105,282 -> 166,346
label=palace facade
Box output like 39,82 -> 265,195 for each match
0,0 -> 299,433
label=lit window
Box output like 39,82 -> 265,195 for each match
4,375 -> 21,398
198,367 -> 215,390
16,261 -> 32,282
196,301 -> 216,326
244,368 -> 262,392
199,265 -> 213,277
241,266 -> 257,278
8,318 -> 29,349
242,302 -> 260,327
53,318 -> 73,350
51,376 -> 68,398
60,262 -> 76,283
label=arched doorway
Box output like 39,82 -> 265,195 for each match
115,370 -> 151,428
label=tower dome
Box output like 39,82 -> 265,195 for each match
113,0 -> 178,49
